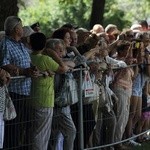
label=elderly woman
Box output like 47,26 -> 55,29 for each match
45,38 -> 76,150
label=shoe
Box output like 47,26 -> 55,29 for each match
127,140 -> 141,146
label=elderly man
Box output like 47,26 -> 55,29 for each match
0,16 -> 39,150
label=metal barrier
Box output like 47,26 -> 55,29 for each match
3,64 -> 150,150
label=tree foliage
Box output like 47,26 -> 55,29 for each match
19,0 -> 62,36
17,0 -> 150,37
18,0 -> 92,36
104,0 -> 131,30
117,0 -> 150,22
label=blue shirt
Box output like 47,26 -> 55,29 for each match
0,36 -> 31,95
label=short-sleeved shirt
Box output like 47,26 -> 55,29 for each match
113,68 -> 134,91
132,65 -> 149,97
0,36 -> 31,95
30,53 -> 59,108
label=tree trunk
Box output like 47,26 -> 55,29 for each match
0,0 -> 19,31
89,0 -> 105,29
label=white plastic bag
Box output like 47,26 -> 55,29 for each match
3,87 -> 17,121
82,71 -> 99,104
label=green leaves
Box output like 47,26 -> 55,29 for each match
18,0 -> 150,37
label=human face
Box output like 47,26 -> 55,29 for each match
63,32 -> 71,47
119,45 -> 130,57
97,42 -> 108,57
55,43 -> 66,58
70,31 -> 78,46
15,22 -> 23,38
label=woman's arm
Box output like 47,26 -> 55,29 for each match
43,48 -> 65,67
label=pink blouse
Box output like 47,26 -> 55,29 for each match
113,68 -> 134,90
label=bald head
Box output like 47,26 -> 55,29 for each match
92,24 -> 104,34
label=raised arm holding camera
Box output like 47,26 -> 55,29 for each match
125,31 -> 150,146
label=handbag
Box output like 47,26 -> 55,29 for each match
3,86 -> 17,121
82,71 -> 99,104
55,72 -> 79,107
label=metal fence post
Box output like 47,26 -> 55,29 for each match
79,67 -> 84,150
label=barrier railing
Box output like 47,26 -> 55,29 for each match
6,64 -> 150,150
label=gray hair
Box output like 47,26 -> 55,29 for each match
4,16 -> 21,35
105,24 -> 117,34
46,38 -> 64,50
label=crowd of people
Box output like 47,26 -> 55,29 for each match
0,16 -> 150,150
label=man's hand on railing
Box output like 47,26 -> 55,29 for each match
19,66 -> 40,78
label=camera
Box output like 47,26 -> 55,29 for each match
131,37 -> 142,49
133,41 -> 140,49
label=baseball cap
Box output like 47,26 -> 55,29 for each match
30,22 -> 40,29
23,26 -> 34,37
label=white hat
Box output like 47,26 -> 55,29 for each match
23,26 -> 34,37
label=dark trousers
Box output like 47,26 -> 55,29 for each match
71,103 -> 95,149
3,93 -> 32,150
93,107 -> 116,147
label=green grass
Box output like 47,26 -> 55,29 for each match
133,141 -> 150,150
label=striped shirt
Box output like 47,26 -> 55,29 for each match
0,36 -> 31,95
